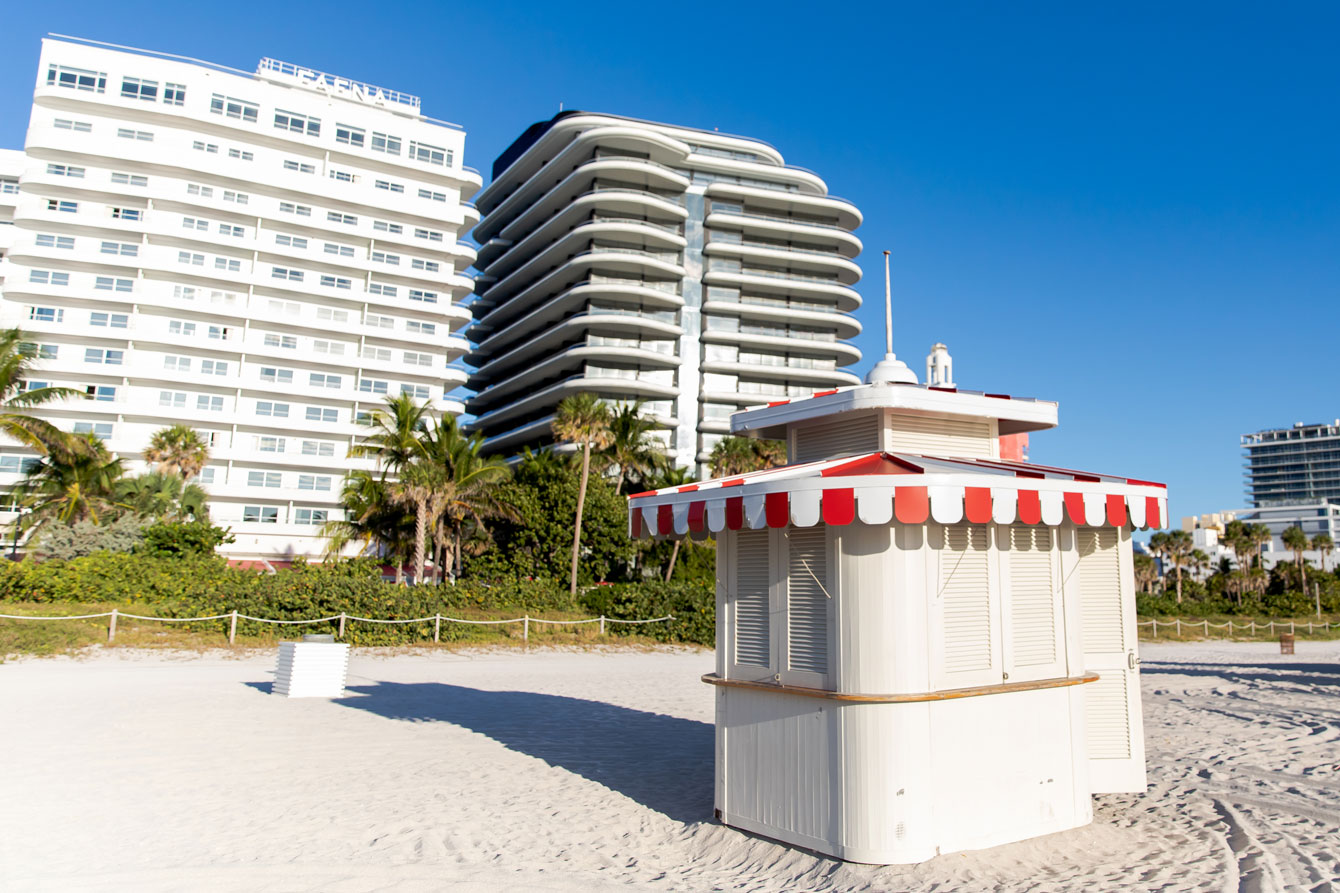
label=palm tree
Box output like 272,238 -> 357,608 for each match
552,393 -> 612,596
116,471 -> 209,521
0,328 -> 83,455
323,470 -> 413,582
349,393 -> 430,474
1133,553 -> 1157,594
1247,524 -> 1273,596
142,425 -> 210,480
709,435 -> 786,477
1147,532 -> 1170,594
15,433 -> 126,528
601,402 -> 666,494
1312,533 -> 1334,574
421,416 -> 515,581
1282,525 -> 1309,591
391,462 -> 442,585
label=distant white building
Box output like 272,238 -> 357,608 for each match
0,36 -> 480,561
1182,505 -> 1338,572
926,341 -> 953,388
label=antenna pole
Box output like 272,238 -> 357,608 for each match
883,250 -> 893,355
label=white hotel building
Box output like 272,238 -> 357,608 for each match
0,37 -> 479,561
467,112 -> 864,470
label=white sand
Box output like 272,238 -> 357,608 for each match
2,641 -> 1339,892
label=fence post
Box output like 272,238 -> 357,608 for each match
1176,618 -> 1181,637
434,613 -> 441,643
1291,620 -> 1295,635
1250,620 -> 1256,635
599,615 -> 606,637
338,612 -> 346,639
228,610 -> 238,646
1203,620 -> 1209,635
523,615 -> 529,645
1151,619 -> 1158,638
107,608 -> 117,643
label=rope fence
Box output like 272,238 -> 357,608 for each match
1139,618 -> 1338,639
0,609 -> 675,644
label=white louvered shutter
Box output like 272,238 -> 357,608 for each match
935,524 -> 997,687
1003,525 -> 1064,681
733,529 -> 772,677
887,414 -> 994,458
785,527 -> 829,681
792,415 -> 880,463
1075,527 -> 1147,792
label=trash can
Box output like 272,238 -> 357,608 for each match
1280,633 -> 1295,655
273,635 -> 350,697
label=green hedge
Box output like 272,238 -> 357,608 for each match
0,554 -> 716,647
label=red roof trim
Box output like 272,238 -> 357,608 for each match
820,452 -> 923,477
1125,477 -> 1167,489
767,399 -> 790,407
811,389 -> 840,398
628,490 -> 658,499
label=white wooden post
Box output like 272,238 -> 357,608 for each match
228,610 -> 238,646
1291,620 -> 1295,634
338,613 -> 346,639
1176,618 -> 1181,637
107,608 -> 118,643
1203,620 -> 1209,635
434,613 -> 441,643
1250,620 -> 1256,635
599,615 -> 606,636
523,615 -> 529,645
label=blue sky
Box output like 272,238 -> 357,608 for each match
2,1 -> 1336,524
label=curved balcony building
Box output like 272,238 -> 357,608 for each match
0,37 -> 480,561
467,112 -> 864,469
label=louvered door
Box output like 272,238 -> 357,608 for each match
731,529 -> 773,681
932,524 -> 1000,689
1001,526 -> 1065,682
792,414 -> 880,463
1074,527 -> 1146,793
783,527 -> 830,685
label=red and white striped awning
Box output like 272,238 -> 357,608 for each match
627,452 -> 1167,539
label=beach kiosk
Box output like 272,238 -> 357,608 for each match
627,348 -> 1164,863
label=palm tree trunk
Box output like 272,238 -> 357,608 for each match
569,441 -> 592,597
615,467 -> 625,495
453,523 -> 463,582
1175,562 -> 1182,603
664,539 -> 681,582
414,498 -> 427,585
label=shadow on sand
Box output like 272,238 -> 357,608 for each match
1142,660 -> 1340,688
333,681 -> 714,823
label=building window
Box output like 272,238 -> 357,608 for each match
418,188 -> 446,202
227,148 -> 253,161
187,183 -> 213,198
183,216 -> 208,231
195,467 -> 216,484
47,199 -> 78,213
358,378 -> 389,395
411,258 -> 440,273
178,251 -> 204,266
294,509 -> 329,526
173,286 -> 197,300
257,437 -> 285,453
409,141 -> 449,166
414,228 -> 443,242
259,368 -> 293,384
93,312 -> 129,329
110,207 -> 140,220
406,320 -> 435,336
223,190 -> 248,204
274,110 -> 320,136
335,124 -> 365,147
85,386 -> 117,402
308,373 -> 341,389
404,351 -> 433,367
305,407 -> 338,424
371,132 -> 401,154
164,356 -> 192,372
323,243 -> 355,258
375,179 -> 405,193
297,475 -> 331,491
301,439 -> 336,457
242,506 -> 278,524
319,275 -> 351,290
29,307 -> 64,324
111,172 -> 148,187
19,342 -> 59,359
282,159 -> 316,174
94,277 -> 134,293
317,307 -> 348,323
193,140 -> 219,153
73,421 -> 113,439
329,169 -> 356,183
46,163 -> 85,178
0,178 -> 17,195
327,211 -> 357,226
400,384 -> 430,400
247,471 -> 282,488
214,257 -> 242,272
54,118 -> 92,132
279,202 -> 312,216
373,220 -> 403,234
312,340 -> 344,355
371,251 -> 400,265
219,224 -> 245,237
210,93 -> 259,122
167,320 -> 196,337
85,348 -> 123,365
272,267 -> 303,282
256,400 -> 290,417
116,128 -> 154,141
197,395 -> 224,412
120,77 -> 158,100
29,271 -> 70,286
408,289 -> 438,303
268,300 -> 300,315
47,65 -> 106,93
100,241 -> 138,256
275,234 -> 307,249
362,345 -> 391,362
263,333 -> 298,349
201,360 -> 228,376
368,283 -> 397,297
163,83 -> 186,105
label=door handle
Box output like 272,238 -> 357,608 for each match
1127,651 -> 1139,670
